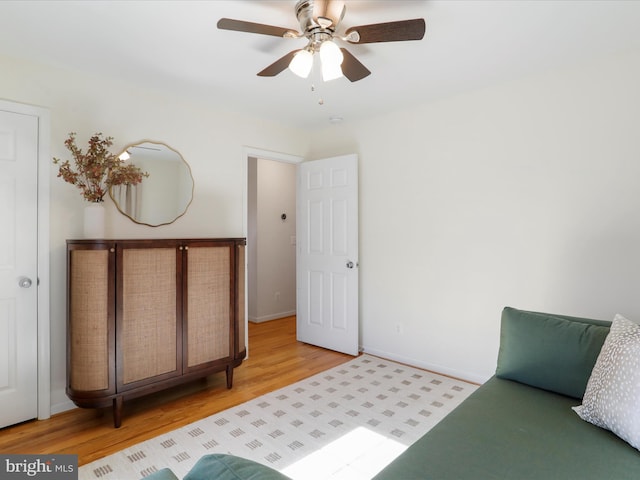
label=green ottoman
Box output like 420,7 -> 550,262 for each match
144,468 -> 179,480
184,454 -> 291,480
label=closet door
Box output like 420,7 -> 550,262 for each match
116,241 -> 182,391
183,240 -> 233,373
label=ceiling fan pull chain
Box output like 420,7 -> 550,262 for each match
309,83 -> 324,105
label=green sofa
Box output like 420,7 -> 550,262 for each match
374,307 -> 640,479
148,307 -> 640,479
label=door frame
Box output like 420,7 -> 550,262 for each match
0,99 -> 51,420
242,146 -> 304,355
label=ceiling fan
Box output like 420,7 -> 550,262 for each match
217,0 -> 425,82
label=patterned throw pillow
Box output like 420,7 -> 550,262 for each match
572,314 -> 640,450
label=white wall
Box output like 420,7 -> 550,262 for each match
4,46 -> 640,412
310,51 -> 640,383
249,158 -> 297,322
0,53 -> 310,413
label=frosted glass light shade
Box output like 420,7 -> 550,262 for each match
320,40 -> 343,81
320,40 -> 343,65
289,50 -> 313,78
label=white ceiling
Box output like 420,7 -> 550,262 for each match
1,0 -> 640,129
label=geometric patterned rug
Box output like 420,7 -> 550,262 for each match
79,354 -> 477,480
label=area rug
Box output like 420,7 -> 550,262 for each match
80,354 -> 477,480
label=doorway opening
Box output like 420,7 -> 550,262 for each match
243,148 -> 303,349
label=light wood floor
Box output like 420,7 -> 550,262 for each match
0,316 -> 352,466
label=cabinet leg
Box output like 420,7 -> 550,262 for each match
226,365 -> 233,389
113,396 -> 123,428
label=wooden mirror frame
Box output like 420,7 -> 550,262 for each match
110,140 -> 194,227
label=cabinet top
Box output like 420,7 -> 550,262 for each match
67,238 -> 246,245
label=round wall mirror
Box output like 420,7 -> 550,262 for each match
110,141 -> 194,227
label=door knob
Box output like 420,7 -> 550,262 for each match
18,277 -> 33,288
346,261 -> 355,269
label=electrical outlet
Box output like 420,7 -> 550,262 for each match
395,323 -> 403,334
275,292 -> 281,302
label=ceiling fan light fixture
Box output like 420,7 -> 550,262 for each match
289,49 -> 313,78
218,3 -> 425,83
320,40 -> 343,81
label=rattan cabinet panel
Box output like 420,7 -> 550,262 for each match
186,245 -> 230,368
68,247 -> 113,394
66,238 -> 246,428
119,246 -> 179,386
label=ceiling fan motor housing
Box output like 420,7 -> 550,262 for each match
296,0 -> 339,34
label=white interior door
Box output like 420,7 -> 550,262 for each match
297,154 -> 359,355
0,109 -> 39,428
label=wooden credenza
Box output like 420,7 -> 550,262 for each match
66,238 -> 246,427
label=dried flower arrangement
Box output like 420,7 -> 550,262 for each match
53,132 -> 148,203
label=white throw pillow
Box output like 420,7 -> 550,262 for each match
572,314 -> 640,450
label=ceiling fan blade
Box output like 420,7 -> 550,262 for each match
340,48 -> 371,82
257,50 -> 301,77
345,18 -> 425,44
217,18 -> 296,38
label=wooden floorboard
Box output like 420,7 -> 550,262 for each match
0,316 -> 352,466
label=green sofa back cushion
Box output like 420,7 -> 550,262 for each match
496,307 -> 610,399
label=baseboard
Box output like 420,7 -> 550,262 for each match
50,399 -> 76,416
361,346 -> 489,385
249,310 -> 296,323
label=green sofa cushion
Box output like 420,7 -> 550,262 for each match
183,454 -> 291,480
374,376 -> 640,480
496,307 -> 610,398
